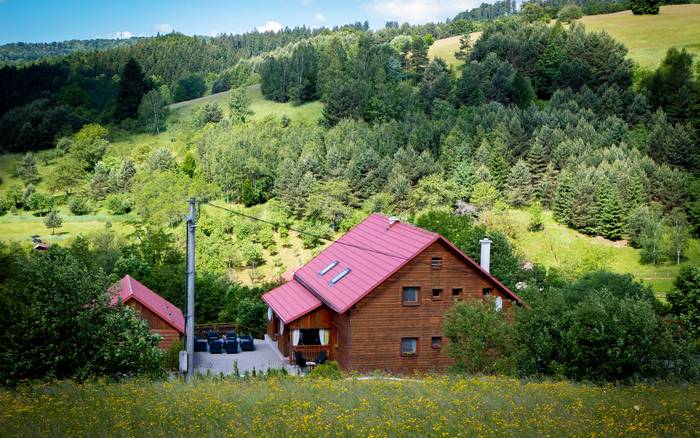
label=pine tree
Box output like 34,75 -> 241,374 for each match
229,87 -> 254,123
596,184 -> 625,240
409,36 -> 429,82
454,34 -> 472,61
16,152 -> 39,185
505,159 -> 533,207
511,70 -> 535,108
115,58 -> 150,121
553,170 -> 575,225
488,149 -> 509,192
527,141 -> 547,194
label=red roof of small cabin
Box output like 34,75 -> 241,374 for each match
110,275 -> 185,334
262,280 -> 322,324
263,214 -> 522,322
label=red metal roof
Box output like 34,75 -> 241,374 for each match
110,275 -> 185,334
263,213 -> 522,322
294,213 -> 438,313
262,280 -> 322,324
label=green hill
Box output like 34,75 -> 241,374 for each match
579,4 -> 700,68
429,5 -> 700,70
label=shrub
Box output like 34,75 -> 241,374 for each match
25,191 -> 54,215
163,339 -> 184,371
557,4 -> 583,22
105,193 -> 133,215
528,202 -> 544,232
667,265 -> 700,335
195,103 -> 224,127
0,198 -> 9,216
515,286 -> 698,382
68,196 -> 92,215
308,361 -> 342,379
443,298 -> 516,374
239,240 -> 264,267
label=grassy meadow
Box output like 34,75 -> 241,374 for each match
169,83 -> 323,124
578,4 -> 700,68
506,209 -> 699,297
1,376 -> 698,437
427,31 -> 482,68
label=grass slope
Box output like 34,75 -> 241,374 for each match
1,376 -> 698,436
508,209 -> 699,296
578,4 -> 700,68
169,83 -> 323,124
428,32 -> 482,68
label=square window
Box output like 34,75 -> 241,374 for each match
401,338 -> 417,356
452,288 -> 462,297
432,288 -> 442,300
431,336 -> 442,349
402,287 -> 419,305
431,257 -> 442,269
482,288 -> 492,296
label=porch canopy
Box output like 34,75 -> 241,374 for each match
262,280 -> 322,324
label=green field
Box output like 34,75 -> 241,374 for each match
579,4 -> 700,68
508,209 -> 699,297
1,376 -> 698,436
427,32 -> 482,68
169,83 -> 323,124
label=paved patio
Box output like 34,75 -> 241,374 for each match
194,339 -> 296,376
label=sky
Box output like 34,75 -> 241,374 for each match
0,0 -> 486,44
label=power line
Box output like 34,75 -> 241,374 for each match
203,201 -> 486,277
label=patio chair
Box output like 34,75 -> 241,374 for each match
224,339 -> 238,354
225,330 -> 237,339
294,351 -> 307,371
209,339 -> 224,354
207,330 -> 220,343
239,335 -> 255,351
315,350 -> 327,365
194,337 -> 208,352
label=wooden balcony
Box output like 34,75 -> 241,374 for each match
289,344 -> 330,365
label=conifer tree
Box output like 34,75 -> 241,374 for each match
409,36 -> 429,82
553,170 -> 575,225
527,141 -> 547,193
511,70 -> 535,108
115,58 -> 150,121
454,34 -> 472,61
505,159 -> 532,207
596,184 -> 625,240
488,149 -> 509,192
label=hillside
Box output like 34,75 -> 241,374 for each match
429,5 -> 700,70
578,4 -> 700,68
427,32 -> 482,68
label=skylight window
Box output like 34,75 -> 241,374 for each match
330,268 -> 351,285
319,260 -> 339,276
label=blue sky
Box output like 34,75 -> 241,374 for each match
0,0 -> 484,44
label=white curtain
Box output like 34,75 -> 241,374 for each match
495,296 -> 503,312
319,329 -> 330,345
279,321 -> 284,334
292,329 -> 300,346
267,306 -> 273,321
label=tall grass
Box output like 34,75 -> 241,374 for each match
1,375 -> 698,436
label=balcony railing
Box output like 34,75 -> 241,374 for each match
290,344 -> 329,365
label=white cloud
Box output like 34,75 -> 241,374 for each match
257,21 -> 284,33
363,0 -> 479,24
314,13 -> 325,22
154,23 -> 173,33
115,31 -> 133,39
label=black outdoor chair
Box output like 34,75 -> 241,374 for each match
239,335 -> 255,351
315,350 -> 328,365
225,330 -> 237,339
294,351 -> 307,371
207,330 -> 220,343
194,337 -> 208,352
224,339 -> 238,354
209,339 -> 224,354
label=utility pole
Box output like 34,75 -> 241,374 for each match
185,198 -> 196,381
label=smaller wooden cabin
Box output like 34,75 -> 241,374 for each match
110,275 -> 185,350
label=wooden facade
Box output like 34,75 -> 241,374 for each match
268,240 -> 515,372
126,300 -> 182,350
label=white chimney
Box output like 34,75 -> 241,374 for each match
479,238 -> 492,273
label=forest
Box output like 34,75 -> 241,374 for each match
0,0 -> 699,384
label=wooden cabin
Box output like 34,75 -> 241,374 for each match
263,214 -> 522,373
110,275 -> 185,350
